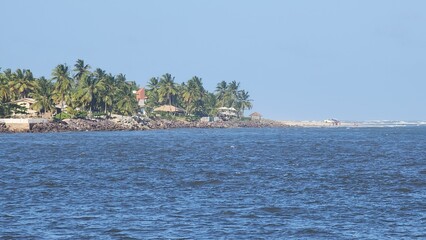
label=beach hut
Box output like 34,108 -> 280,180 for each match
10,98 -> 37,116
249,112 -> 262,121
154,105 -> 185,113
217,107 -> 238,120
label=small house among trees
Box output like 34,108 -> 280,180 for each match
10,98 -> 37,117
249,112 -> 262,121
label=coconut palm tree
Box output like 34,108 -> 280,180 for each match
145,77 -> 160,110
0,69 -> 12,102
215,81 -> 228,107
147,77 -> 159,90
204,92 -> 218,116
101,74 -> 115,115
10,69 -> 35,99
52,64 -> 73,114
116,82 -> 137,115
115,73 -> 127,86
32,77 -> 55,114
76,73 -> 105,112
158,73 -> 177,105
237,90 -> 252,117
227,80 -> 240,108
182,76 -> 205,115
73,59 -> 91,85
93,68 -> 106,80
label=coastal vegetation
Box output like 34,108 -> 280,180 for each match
0,61 -> 138,118
145,74 -> 252,119
0,60 -> 252,120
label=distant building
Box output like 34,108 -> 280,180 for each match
217,107 -> 237,121
10,98 -> 37,117
249,112 -> 262,121
55,101 -> 68,114
324,118 -> 340,126
135,88 -> 147,114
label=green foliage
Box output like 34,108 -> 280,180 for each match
10,69 -> 36,99
0,103 -> 27,118
32,77 -> 55,114
145,75 -> 253,119
53,112 -> 72,121
2,59 -> 254,120
158,73 -> 178,105
52,64 -> 73,112
185,115 -> 201,122
75,71 -> 105,112
66,108 -> 88,119
214,80 -> 252,117
182,76 -> 206,116
157,111 -> 176,120
0,70 -> 12,102
74,111 -> 88,119
73,59 -> 91,85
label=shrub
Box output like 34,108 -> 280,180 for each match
185,115 -> 201,122
74,111 -> 88,119
53,112 -> 72,121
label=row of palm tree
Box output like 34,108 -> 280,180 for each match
1,60 -> 253,119
0,60 -> 138,117
145,73 -> 253,118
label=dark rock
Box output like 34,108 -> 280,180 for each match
1,117 -> 289,134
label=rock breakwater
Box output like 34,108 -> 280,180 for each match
0,118 -> 288,133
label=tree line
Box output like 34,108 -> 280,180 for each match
0,59 -> 252,119
144,74 -> 252,118
0,60 -> 138,118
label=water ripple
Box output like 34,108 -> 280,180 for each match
1,127 -> 426,238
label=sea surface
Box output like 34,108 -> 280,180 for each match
1,127 -> 426,239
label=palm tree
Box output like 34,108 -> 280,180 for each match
158,73 -> 177,105
73,59 -> 91,85
147,77 -> 159,90
32,77 -> 55,114
227,80 -> 240,108
0,69 -> 12,102
145,77 -> 160,111
52,64 -> 73,114
115,73 -> 127,86
237,90 -> 252,117
215,81 -> 228,107
101,74 -> 115,115
204,92 -> 218,116
182,76 -> 205,115
10,69 -> 35,99
116,82 -> 137,115
76,73 -> 105,112
93,68 -> 106,80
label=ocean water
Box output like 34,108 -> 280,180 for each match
1,127 -> 426,239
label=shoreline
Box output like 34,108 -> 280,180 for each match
0,118 -> 291,134
1,118 -> 422,134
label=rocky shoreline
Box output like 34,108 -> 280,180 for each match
0,118 -> 289,133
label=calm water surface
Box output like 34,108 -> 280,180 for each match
1,127 -> 426,239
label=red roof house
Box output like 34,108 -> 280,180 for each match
136,88 -> 147,101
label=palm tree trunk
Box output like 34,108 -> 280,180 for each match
61,94 -> 65,114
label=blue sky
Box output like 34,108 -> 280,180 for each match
1,0 -> 426,120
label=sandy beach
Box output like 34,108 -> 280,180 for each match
279,120 -> 426,128
278,120 -> 356,128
